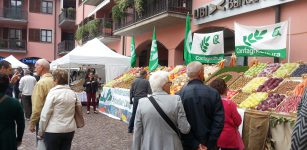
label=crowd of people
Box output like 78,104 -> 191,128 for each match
1,58 -> 307,150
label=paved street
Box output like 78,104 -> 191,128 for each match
18,107 -> 133,150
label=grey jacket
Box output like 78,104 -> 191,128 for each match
130,77 -> 152,102
132,91 -> 190,150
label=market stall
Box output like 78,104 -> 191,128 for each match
4,55 -> 28,68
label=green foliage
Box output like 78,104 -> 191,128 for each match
75,19 -> 101,41
134,0 -> 143,17
112,0 -> 128,21
75,26 -> 85,41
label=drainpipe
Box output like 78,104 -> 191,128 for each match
54,0 -> 57,60
274,5 -> 281,63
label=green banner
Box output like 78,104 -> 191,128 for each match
190,54 -> 224,63
235,46 -> 286,58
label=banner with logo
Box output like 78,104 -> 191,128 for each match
191,31 -> 224,63
149,27 -> 159,71
235,22 -> 288,58
99,87 -> 132,123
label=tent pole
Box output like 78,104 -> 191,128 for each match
68,63 -> 71,85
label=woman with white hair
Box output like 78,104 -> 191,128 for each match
132,71 -> 190,150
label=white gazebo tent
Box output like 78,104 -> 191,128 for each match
51,38 -> 130,82
4,55 -> 28,68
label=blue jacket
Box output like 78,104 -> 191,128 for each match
179,79 -> 224,150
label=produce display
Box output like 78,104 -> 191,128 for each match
274,80 -> 301,95
204,65 -> 220,81
170,74 -> 188,95
258,63 -> 280,77
244,63 -> 267,77
291,64 -> 307,77
242,77 -> 267,93
273,63 -> 299,78
228,76 -> 253,91
275,95 -> 302,113
207,72 -> 242,86
293,78 -> 307,96
239,92 -> 268,108
256,78 -> 283,92
227,90 -> 238,99
109,73 -> 135,89
169,66 -> 186,81
256,93 -> 286,111
231,92 -> 250,105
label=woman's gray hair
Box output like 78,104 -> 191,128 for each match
149,71 -> 169,93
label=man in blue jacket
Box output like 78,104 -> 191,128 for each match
179,61 -> 224,150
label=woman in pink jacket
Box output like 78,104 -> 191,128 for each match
210,78 -> 244,150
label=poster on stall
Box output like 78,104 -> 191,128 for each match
235,21 -> 288,58
191,31 -> 224,63
99,87 -> 132,123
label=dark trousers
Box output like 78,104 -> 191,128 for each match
128,97 -> 141,131
221,148 -> 239,150
44,132 -> 75,150
86,92 -> 96,111
21,95 -> 32,119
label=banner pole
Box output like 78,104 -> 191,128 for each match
288,17 -> 291,63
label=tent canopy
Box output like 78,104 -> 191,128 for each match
51,38 -> 130,82
4,55 -> 28,68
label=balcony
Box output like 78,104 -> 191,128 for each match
83,0 -> 104,6
114,0 -> 192,35
57,40 -> 75,55
76,18 -> 120,44
59,8 -> 76,30
0,8 -> 28,25
0,39 -> 27,53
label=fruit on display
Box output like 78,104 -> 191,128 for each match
293,78 -> 307,96
273,63 -> 299,78
231,92 -> 250,105
227,90 -> 238,99
170,74 -> 188,95
256,93 -> 286,111
111,73 -> 136,89
258,63 -> 281,77
256,78 -> 283,92
275,80 -> 300,95
228,53 -> 237,67
239,92 -> 268,108
275,95 -> 302,113
207,72 -> 242,86
244,63 -> 267,77
291,64 -> 307,77
242,77 -> 267,93
217,59 -> 226,68
169,66 -> 186,81
228,76 -> 253,91
204,65 -> 220,81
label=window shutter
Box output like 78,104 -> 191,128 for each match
29,0 -> 41,13
22,29 -> 27,40
29,28 -> 40,42
3,28 -> 8,39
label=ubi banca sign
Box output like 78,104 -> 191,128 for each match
194,0 -> 295,25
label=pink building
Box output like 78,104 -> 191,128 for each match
79,0 -> 307,67
0,0 -> 76,67
1,0 -> 306,68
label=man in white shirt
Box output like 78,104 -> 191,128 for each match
19,69 -> 37,120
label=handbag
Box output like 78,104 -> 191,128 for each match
74,95 -> 85,128
148,96 -> 181,137
37,139 -> 46,150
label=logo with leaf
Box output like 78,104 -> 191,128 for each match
243,29 -> 267,46
213,34 -> 220,44
272,26 -> 282,37
200,36 -> 210,53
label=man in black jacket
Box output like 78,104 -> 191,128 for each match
83,72 -> 99,114
128,70 -> 152,133
179,61 -> 224,150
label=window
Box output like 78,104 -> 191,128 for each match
41,1 -> 53,14
41,29 -> 52,43
9,29 -> 22,40
10,0 -> 22,7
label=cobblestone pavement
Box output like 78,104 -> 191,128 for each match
18,107 -> 133,150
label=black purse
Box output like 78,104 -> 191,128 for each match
148,96 -> 181,137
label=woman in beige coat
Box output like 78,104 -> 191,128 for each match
38,69 -> 81,150
132,71 -> 190,150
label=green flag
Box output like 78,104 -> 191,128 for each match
184,14 -> 192,64
130,36 -> 136,67
149,27 -> 159,72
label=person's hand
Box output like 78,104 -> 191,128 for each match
198,144 -> 207,150
29,124 -> 35,133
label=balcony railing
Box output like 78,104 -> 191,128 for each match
59,8 -> 76,24
0,7 -> 27,20
0,39 -> 27,52
114,0 -> 192,30
58,40 -> 75,54
81,18 -> 118,44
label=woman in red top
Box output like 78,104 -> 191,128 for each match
210,78 -> 244,150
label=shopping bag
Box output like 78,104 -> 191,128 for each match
37,139 -> 46,150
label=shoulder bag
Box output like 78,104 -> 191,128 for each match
74,95 -> 85,128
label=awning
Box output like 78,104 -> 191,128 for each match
88,0 -> 110,17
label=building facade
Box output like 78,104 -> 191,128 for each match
0,0 -> 76,66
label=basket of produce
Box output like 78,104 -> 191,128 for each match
244,63 -> 267,77
274,80 -> 301,96
231,92 -> 251,105
239,92 -> 268,108
275,95 -> 302,114
256,78 -> 283,92
273,63 -> 299,78
170,74 -> 188,95
203,65 -> 220,81
242,77 -> 267,93
228,76 -> 253,91
291,64 -> 307,77
258,63 -> 281,77
256,93 -> 286,111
